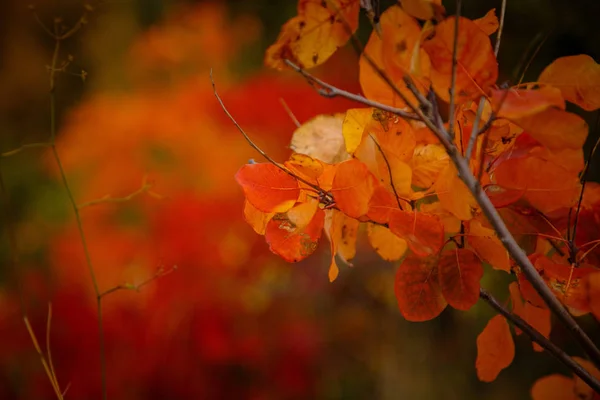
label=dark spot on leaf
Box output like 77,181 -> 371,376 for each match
299,20 -> 306,29
312,53 -> 319,64
329,14 -> 335,24
396,40 -> 407,54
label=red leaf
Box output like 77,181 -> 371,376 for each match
438,248 -> 483,310
388,209 -> 444,256
395,255 -> 447,321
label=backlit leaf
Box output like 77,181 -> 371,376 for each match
435,163 -> 478,220
474,9 -> 498,35
235,163 -> 300,213
411,143 -> 449,188
491,86 -> 565,119
290,113 -> 350,163
388,209 -> 444,256
359,5 -> 430,108
476,315 -> 515,382
331,159 -> 375,218
265,206 -> 325,262
395,255 -> 447,321
539,54 -> 600,111
243,199 -> 274,235
342,108 -> 371,154
438,248 -> 483,310
467,219 -> 510,272
422,16 -> 498,102
367,223 -> 408,261
265,0 -> 360,69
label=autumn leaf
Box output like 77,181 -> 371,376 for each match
474,9 -> 499,35
538,54 -> 600,111
467,219 -> 510,272
366,185 -> 400,224
265,0 -> 360,69
342,108 -> 371,154
422,16 -> 498,103
531,375 -> 577,400
235,163 -> 300,213
395,255 -> 447,321
388,209 -> 444,256
331,158 -> 375,218
326,209 -> 359,265
476,315 -> 515,382
512,108 -> 588,151
438,248 -> 483,310
265,205 -> 325,262
399,0 -> 444,21
490,86 -> 565,120
243,199 -> 274,235
359,5 -> 430,108
589,273 -> 600,321
435,163 -> 478,220
290,113 -> 350,163
367,223 -> 408,261
411,143 -> 449,189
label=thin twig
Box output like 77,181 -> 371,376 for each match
447,0 -> 462,140
368,134 -> 403,209
279,98 -> 301,128
516,31 -> 551,85
210,69 -> 334,203
77,176 -> 159,209
99,265 -> 177,299
494,0 -> 507,57
284,60 -> 420,121
1,142 -> 52,157
465,97 -> 486,160
480,289 -> 600,392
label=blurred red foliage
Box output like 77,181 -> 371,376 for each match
0,2 -> 359,399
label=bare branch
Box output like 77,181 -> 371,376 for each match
494,0 -> 507,57
77,176 -> 161,209
465,97 -> 486,160
447,0 -> 462,140
284,60 -> 420,121
368,134 -> 403,209
99,265 -> 177,299
480,289 -> 600,392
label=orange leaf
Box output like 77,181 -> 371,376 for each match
367,223 -> 408,261
235,163 -> 300,213
523,303 -> 551,352
512,107 -> 588,151
474,9 -> 498,35
531,375 -> 576,400
538,54 -> 600,111
359,5 -> 430,108
493,154 -> 581,214
243,199 -> 274,235
366,185 -> 399,224
342,108 -> 372,154
265,0 -> 360,69
422,16 -> 498,103
438,248 -> 483,310
490,86 -> 565,119
399,0 -> 444,21
435,163 -> 478,220
265,206 -> 325,262
411,143 -> 449,189
326,209 -> 359,264
476,315 -> 515,382
331,159 -> 375,218
395,255 -> 447,321
467,219 -> 510,272
388,209 -> 444,256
